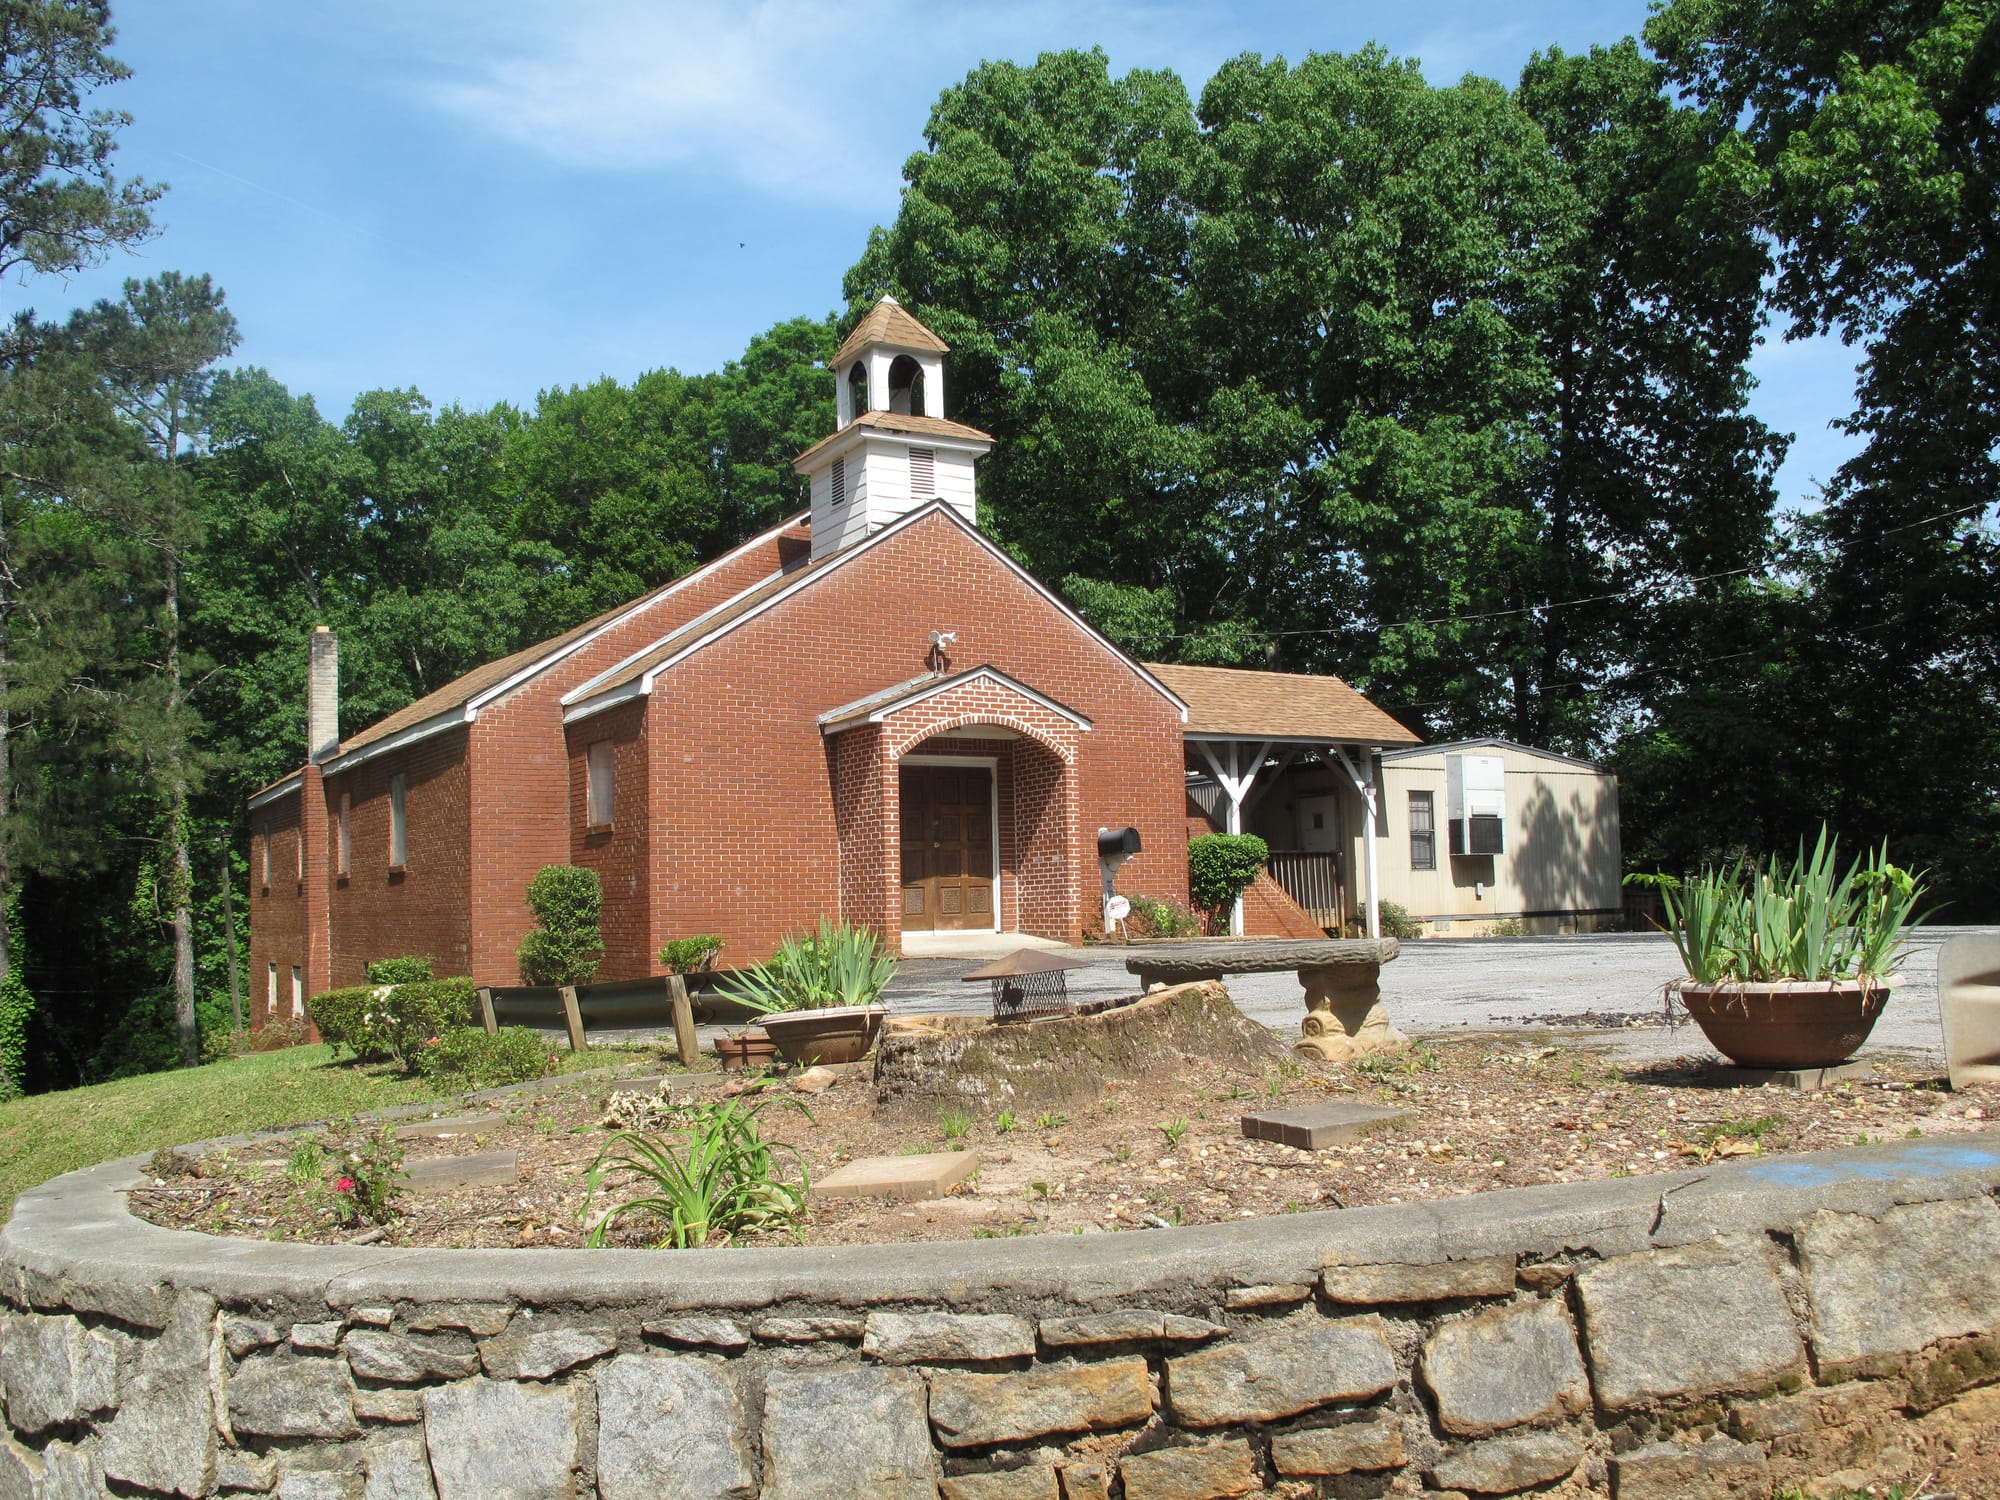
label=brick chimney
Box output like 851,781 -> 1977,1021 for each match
307,626 -> 339,764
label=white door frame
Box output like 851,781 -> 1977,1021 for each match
899,754 -> 1002,933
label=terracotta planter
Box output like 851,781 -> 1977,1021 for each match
713,1029 -> 778,1073
759,1006 -> 889,1067
1676,975 -> 1902,1068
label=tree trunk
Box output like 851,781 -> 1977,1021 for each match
219,840 -> 240,1037
165,546 -> 196,1066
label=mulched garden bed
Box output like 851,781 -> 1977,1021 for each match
131,1030 -> 2000,1251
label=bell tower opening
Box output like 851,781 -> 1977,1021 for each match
845,362 -> 869,425
888,355 -> 926,417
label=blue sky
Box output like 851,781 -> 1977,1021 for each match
16,0 -> 1860,509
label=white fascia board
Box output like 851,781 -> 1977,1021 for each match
561,677 -> 648,725
248,773 -> 303,809
1186,731 -> 1386,748
561,564 -> 793,707
850,667 -> 1092,732
471,510 -> 809,718
321,708 -> 469,778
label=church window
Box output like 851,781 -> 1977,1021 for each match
587,741 -> 615,826
389,774 -> 407,868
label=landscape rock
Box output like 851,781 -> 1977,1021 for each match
275,1457 -> 364,1500
928,1356 -> 1153,1447
863,1311 -> 1035,1364
1796,1197 -> 2000,1372
404,1304 -> 512,1337
1420,1298 -> 1588,1436
596,1354 -> 754,1500
1222,1283 -> 1311,1310
1322,1255 -> 1518,1304
937,1467 -> 1059,1500
291,1321 -> 345,1351
1058,1460 -> 1113,1500
1270,1412 -> 1405,1475
791,1066 -> 838,1093
644,1315 -> 750,1351
362,1435 -> 437,1500
1165,1316 -> 1395,1426
225,1318 -> 283,1357
39,1441 -> 103,1500
101,1292 -> 217,1498
0,1314 -> 119,1433
351,1307 -> 394,1327
1118,1439 -> 1258,1500
422,1380 -> 582,1500
761,1365 -> 935,1500
353,1387 -> 422,1423
1608,1435 -> 1770,1500
216,1449 -> 279,1492
1040,1310 -> 1164,1347
1161,1316 -> 1228,1343
753,1317 -> 863,1343
228,1355 -> 358,1439
345,1331 -> 479,1384
1575,1236 -> 1805,1409
1428,1430 -> 1582,1495
477,1327 -> 616,1380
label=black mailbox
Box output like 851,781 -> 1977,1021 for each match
1097,826 -> 1142,858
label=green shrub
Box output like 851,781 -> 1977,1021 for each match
1487,917 -> 1528,938
369,978 -> 478,1071
583,1093 -> 812,1249
365,955 -> 434,985
305,985 -> 379,1058
416,1026 -> 557,1088
1126,894 -> 1201,938
517,866 -> 603,986
659,935 -> 724,974
1379,901 -> 1424,940
1186,834 -> 1270,924
715,919 -> 895,1014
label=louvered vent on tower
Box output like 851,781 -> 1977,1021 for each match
831,456 -> 846,507
910,447 -> 935,499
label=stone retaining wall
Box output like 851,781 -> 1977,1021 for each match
4,1128 -> 2000,1497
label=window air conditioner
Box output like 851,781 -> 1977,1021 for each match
1446,753 -> 1507,856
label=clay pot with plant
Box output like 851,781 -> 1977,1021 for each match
1629,827 -> 1925,1069
714,919 -> 897,1066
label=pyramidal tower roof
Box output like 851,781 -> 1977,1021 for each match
832,295 -> 950,368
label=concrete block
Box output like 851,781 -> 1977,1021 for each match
394,1115 -> 503,1141
1709,1061 -> 1870,1091
817,1151 -> 980,1201
400,1152 -> 518,1194
1239,1101 -> 1411,1150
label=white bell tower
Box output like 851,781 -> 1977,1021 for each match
792,296 -> 993,561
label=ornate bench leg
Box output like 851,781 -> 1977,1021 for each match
1296,963 -> 1406,1063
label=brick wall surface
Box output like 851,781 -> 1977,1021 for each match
566,700 -> 650,978
246,792 -> 305,1032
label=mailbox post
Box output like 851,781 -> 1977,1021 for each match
1097,826 -> 1142,937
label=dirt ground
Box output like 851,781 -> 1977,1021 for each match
132,1032 -> 2000,1252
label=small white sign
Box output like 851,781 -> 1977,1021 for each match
1106,895 -> 1131,922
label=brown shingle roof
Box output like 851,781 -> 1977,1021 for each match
1142,663 -> 1421,747
832,297 -> 950,368
791,410 -> 994,471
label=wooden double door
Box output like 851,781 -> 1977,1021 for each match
899,764 -> 995,931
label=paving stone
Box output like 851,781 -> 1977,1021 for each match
0,1313 -> 120,1432
1796,1197 -> 2000,1372
1058,1460 -> 1113,1500
225,1318 -> 284,1357
1322,1255 -> 1518,1304
216,1449 -> 280,1493
762,1365 -> 935,1500
362,1435 -> 437,1500
939,1467 -> 1061,1500
345,1330 -> 479,1384
1239,1101 -> 1411,1150
353,1386 -> 423,1424
423,1380 -> 582,1500
863,1311 -> 1035,1364
929,1356 -> 1153,1448
291,1321 -> 345,1351
1710,1061 -> 1869,1091
400,1151 -> 518,1194
1420,1299 -> 1588,1437
596,1354 -> 754,1500
1223,1283 -> 1311,1310
818,1151 -> 981,1201
1609,1435 -> 1770,1500
101,1291 -> 217,1499
1270,1412 -> 1406,1475
644,1315 -> 751,1351
395,1114 -> 504,1140
228,1354 -> 358,1439
477,1326 -> 616,1380
404,1304 -> 513,1337
1428,1430 -> 1583,1495
1166,1316 -> 1395,1427
754,1316 -> 864,1343
1575,1236 -> 1806,1410
1118,1439 -> 1258,1500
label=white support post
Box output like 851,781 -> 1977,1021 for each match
1194,738 -> 1273,937
1333,746 -> 1381,940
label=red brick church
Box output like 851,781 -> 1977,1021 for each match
248,301 -> 1422,1026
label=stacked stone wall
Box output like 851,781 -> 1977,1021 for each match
4,1131 -> 1999,1497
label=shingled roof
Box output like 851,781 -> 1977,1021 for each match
832,296 -> 950,368
790,409 -> 993,470
1142,662 -> 1420,747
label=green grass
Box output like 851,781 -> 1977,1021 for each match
0,1042 -> 655,1212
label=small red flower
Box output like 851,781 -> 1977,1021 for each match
334,1176 -> 355,1193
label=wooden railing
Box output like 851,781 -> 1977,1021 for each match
1267,850 -> 1342,928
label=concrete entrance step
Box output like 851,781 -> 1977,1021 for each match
900,931 -> 1071,960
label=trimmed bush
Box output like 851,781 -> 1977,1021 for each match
369,978 -> 478,1071
659,935 -> 724,975
517,865 -> 603,986
1187,833 -> 1270,924
416,1026 -> 557,1088
1380,901 -> 1424,940
365,955 -> 434,986
305,986 -> 379,1058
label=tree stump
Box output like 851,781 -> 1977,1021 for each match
872,981 -> 1293,1115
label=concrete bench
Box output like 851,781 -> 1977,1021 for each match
1127,939 -> 1403,1063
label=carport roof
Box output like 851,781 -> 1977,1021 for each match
1144,662 -> 1421,747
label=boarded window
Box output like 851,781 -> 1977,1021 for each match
291,965 -> 303,1016
910,446 -> 935,498
831,456 -> 846,507
267,961 -> 276,1012
389,774 -> 407,867
1409,790 -> 1436,871
336,793 -> 351,876
587,741 -> 615,826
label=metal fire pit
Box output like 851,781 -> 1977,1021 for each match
962,948 -> 1091,1023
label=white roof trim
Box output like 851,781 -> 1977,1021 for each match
467,510 -> 809,718
322,708 -> 470,777
248,772 -> 302,809
819,666 -> 1093,734
563,501 -> 1188,721
561,677 -> 647,726
1381,737 -> 1605,771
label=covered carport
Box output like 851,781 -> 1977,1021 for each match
1143,663 -> 1423,939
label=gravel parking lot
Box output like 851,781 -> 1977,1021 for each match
885,926 -> 1989,1066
